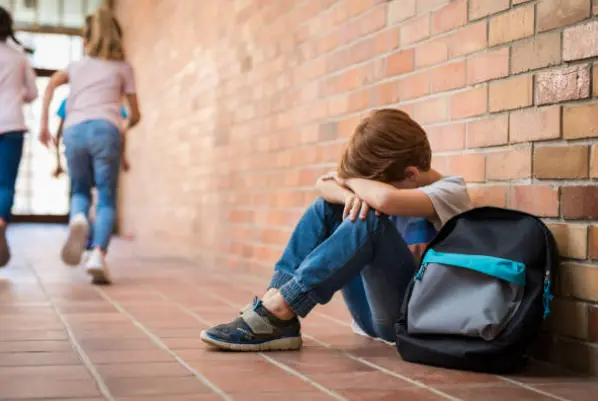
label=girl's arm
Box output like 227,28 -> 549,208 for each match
121,93 -> 141,132
40,71 -> 68,146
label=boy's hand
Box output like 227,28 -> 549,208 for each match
52,165 -> 64,178
343,194 -> 380,221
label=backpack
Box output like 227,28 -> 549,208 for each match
395,207 -> 558,374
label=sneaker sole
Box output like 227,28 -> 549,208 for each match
0,227 -> 9,268
86,267 -> 111,285
200,330 -> 302,351
61,222 -> 88,266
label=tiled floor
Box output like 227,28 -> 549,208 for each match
0,224 -> 595,401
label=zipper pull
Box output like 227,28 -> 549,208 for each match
415,264 -> 427,281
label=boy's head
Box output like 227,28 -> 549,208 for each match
338,108 -> 432,188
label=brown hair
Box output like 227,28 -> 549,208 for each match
84,7 -> 124,61
338,109 -> 431,182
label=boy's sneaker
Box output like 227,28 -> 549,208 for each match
85,248 -> 111,285
0,225 -> 9,267
200,298 -> 302,351
61,214 -> 89,266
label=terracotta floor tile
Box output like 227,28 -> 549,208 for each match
309,370 -> 414,391
0,351 -> 81,366
364,356 -> 505,386
340,388 -> 448,401
0,365 -> 91,380
87,349 -> 175,364
104,376 -> 214,397
0,340 -> 73,353
443,385 -> 563,401
535,382 -> 598,401
1,225 -> 596,400
0,329 -> 68,341
96,362 -> 192,378
231,392 -> 338,401
0,377 -> 100,399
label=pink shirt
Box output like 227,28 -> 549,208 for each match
0,42 -> 38,134
65,56 -> 136,130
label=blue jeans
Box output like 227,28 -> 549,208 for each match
0,132 -> 25,221
269,198 -> 417,342
63,120 -> 121,251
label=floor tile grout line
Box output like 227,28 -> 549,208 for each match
24,263 -> 115,401
228,272 -> 579,401
192,283 -> 463,401
94,287 -> 234,401
497,376 -> 573,401
146,286 -> 347,401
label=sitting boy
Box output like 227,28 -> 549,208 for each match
200,108 -> 473,351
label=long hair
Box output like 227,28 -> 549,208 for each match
0,6 -> 32,53
84,7 -> 124,61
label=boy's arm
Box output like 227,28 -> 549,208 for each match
343,178 -> 435,218
315,173 -> 353,205
52,120 -> 65,177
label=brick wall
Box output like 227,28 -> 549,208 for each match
114,0 -> 598,373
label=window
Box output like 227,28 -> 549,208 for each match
0,0 -> 106,29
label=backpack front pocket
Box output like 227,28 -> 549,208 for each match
407,250 -> 526,341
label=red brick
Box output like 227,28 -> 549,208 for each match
467,114 -> 509,148
415,39 -> 449,68
486,147 -> 532,181
589,306 -> 598,341
388,0 -> 416,24
429,61 -> 466,93
400,14 -> 431,46
469,185 -> 508,208
513,0 -> 534,3
590,226 -> 598,259
559,262 -> 598,303
564,21 -> 598,61
547,223 -> 588,259
537,0 -> 591,32
511,32 -> 562,74
445,154 -> 486,182
417,0 -> 450,13
509,106 -> 561,143
547,299 -> 589,340
398,72 -> 430,100
413,96 -> 449,124
489,5 -> 535,46
509,185 -> 560,217
537,65 -> 591,105
449,21 -> 488,58
591,145 -> 598,178
594,62 -> 598,97
386,49 -> 415,77
432,0 -> 467,34
489,75 -> 533,112
466,48 -> 509,85
469,0 -> 510,20
426,123 -> 466,152
563,103 -> 598,139
534,145 -> 589,179
562,186 -> 598,219
450,86 -> 488,119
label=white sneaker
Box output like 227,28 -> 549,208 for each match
85,248 -> 111,285
81,250 -> 91,266
61,214 -> 89,266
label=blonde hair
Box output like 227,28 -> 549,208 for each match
84,7 -> 124,61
